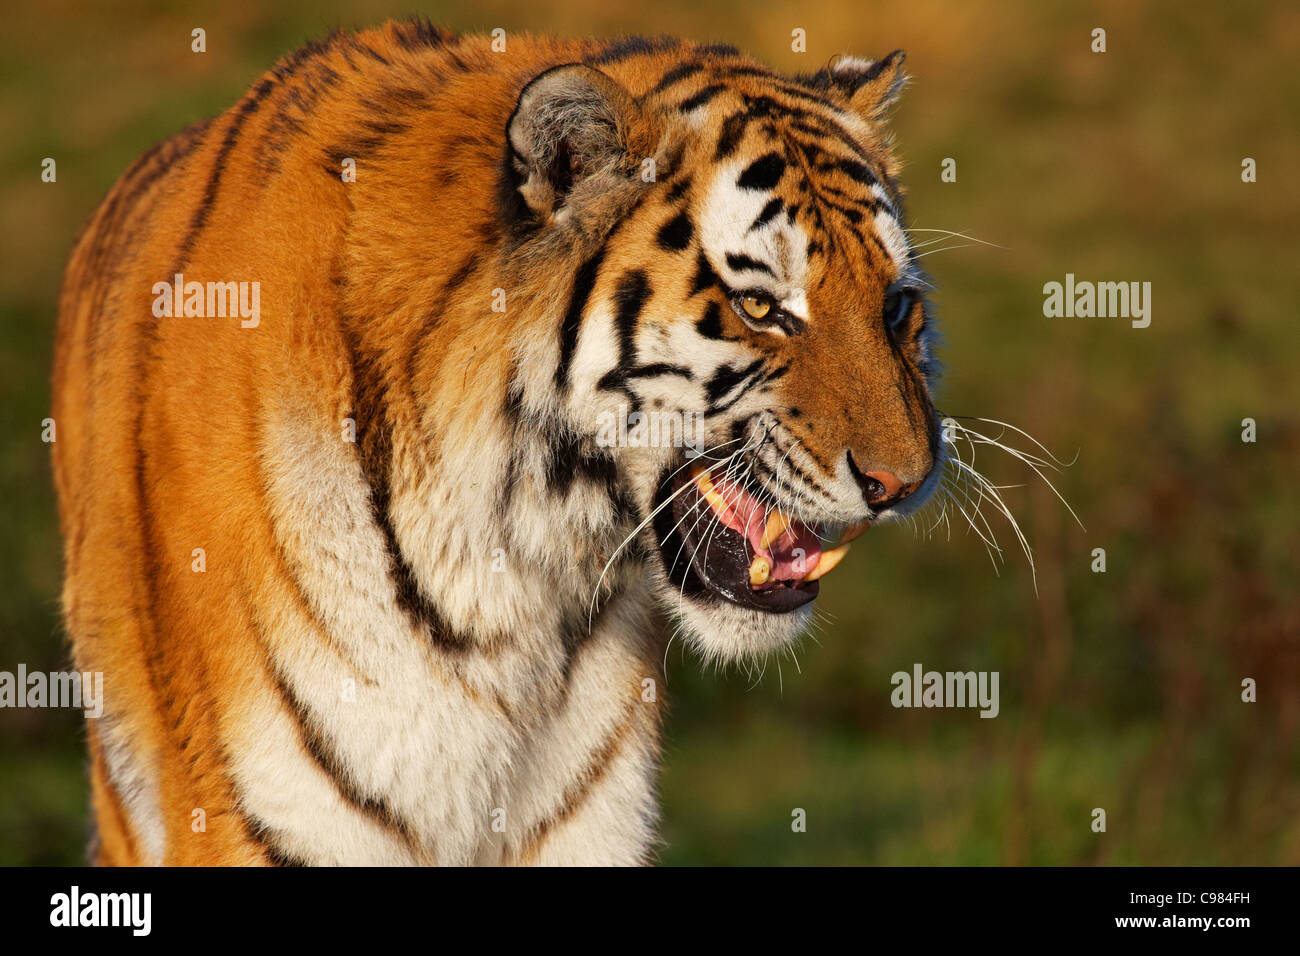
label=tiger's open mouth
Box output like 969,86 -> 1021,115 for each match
651,461 -> 866,614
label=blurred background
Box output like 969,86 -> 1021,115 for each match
2,0 -> 1297,865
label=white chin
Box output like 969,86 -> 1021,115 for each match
658,591 -> 815,666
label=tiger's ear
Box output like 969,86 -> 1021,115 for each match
823,50 -> 909,121
506,64 -> 649,221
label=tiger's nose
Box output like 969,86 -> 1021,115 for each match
858,468 -> 921,509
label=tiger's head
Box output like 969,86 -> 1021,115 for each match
503,46 -> 941,663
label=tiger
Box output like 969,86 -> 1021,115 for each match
51,20 -> 942,866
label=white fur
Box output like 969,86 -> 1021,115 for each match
97,718 -> 166,865
238,385 -> 665,864
699,162 -> 810,302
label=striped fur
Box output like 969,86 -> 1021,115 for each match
52,22 -> 938,866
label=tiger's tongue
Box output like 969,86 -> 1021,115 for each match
702,474 -> 823,582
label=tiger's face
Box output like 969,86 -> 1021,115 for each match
506,50 -> 940,662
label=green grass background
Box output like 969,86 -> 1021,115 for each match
1,0 -> 1297,865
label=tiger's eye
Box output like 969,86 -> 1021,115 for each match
741,296 -> 771,320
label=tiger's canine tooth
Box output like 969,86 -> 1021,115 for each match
839,520 -> 870,544
702,488 -> 728,516
749,556 -> 771,587
804,544 -> 850,582
759,510 -> 791,550
691,465 -> 714,493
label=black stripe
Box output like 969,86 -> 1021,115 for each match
750,197 -> 784,231
655,212 -> 693,251
343,319 -> 468,652
409,251 -> 483,390
274,33 -> 341,79
83,119 -> 213,363
241,808 -> 310,866
696,301 -> 725,339
765,425 -> 837,498
555,247 -> 607,391
679,83 -> 727,112
439,45 -> 473,72
705,358 -> 765,406
537,406 -> 633,519
817,181 -> 876,205
127,119 -> 235,819
587,35 -> 679,65
558,600 -> 615,689
322,85 -> 432,175
597,270 -> 692,410
751,75 -> 841,112
714,111 -> 751,160
653,61 -> 705,93
781,139 -> 874,226
836,158 -> 877,185
750,453 -> 824,513
262,842 -> 308,867
665,176 -> 692,203
725,252 -> 775,277
259,60 -> 343,176
392,18 -> 454,51
737,152 -> 787,191
788,117 -> 874,166
265,658 -> 420,850
358,116 -> 411,139
498,368 -> 525,517
741,95 -> 789,117
598,363 -> 694,395
627,362 -> 692,380
612,270 -> 652,362
786,445 -> 837,495
759,362 -> 793,385
350,37 -> 392,65
689,251 -> 720,295
828,203 -> 864,225
175,77 -> 277,269
543,421 -> 619,497
710,95 -> 801,163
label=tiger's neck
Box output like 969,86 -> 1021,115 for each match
364,333 -> 647,678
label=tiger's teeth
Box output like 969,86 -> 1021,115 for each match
759,510 -> 791,550
804,544 -> 850,582
749,556 -> 771,587
839,520 -> 871,544
703,489 -> 729,516
691,465 -> 714,493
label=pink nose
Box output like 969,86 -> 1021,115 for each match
861,469 -> 920,506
